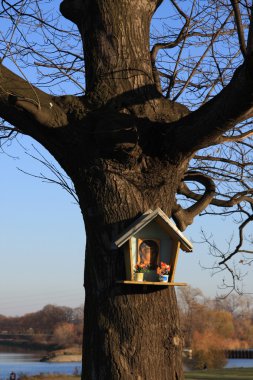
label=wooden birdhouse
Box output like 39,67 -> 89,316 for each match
114,208 -> 193,286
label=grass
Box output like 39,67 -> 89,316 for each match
185,367 -> 253,380
19,368 -> 253,380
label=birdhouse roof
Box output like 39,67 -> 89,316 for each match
114,208 -> 192,252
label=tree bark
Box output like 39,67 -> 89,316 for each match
73,158 -> 185,380
60,0 -> 163,105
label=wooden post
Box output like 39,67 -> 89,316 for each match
169,241 -> 180,283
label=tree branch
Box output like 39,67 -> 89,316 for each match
194,154 -> 253,169
218,129 -> 253,143
178,181 -> 253,208
17,145 -> 79,204
219,214 -> 253,265
230,0 -> 247,58
246,3 -> 253,54
150,0 -> 191,92
167,56 -> 253,155
0,64 -> 69,132
172,171 -> 215,231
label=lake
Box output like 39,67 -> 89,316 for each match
0,350 -> 81,379
226,358 -> 253,368
0,351 -> 252,379
183,358 -> 253,372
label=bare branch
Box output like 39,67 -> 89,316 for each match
17,145 -> 79,204
218,129 -> 253,143
230,0 -> 247,57
198,229 -> 249,295
194,154 -> 252,169
219,214 -> 253,265
173,10 -> 233,101
178,179 -> 253,208
246,3 -> 253,54
150,0 -> 191,92
173,171 -> 215,231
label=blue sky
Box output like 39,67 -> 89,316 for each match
0,0 -> 252,317
0,137 -> 85,316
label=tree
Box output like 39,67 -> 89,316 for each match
178,289 -> 253,369
53,322 -> 76,347
1,0 -> 253,378
0,305 -> 78,335
191,330 -> 228,369
177,286 -> 205,347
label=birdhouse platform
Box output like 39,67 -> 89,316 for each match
116,280 -> 187,286
114,208 -> 193,286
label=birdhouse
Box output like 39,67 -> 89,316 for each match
114,208 -> 193,286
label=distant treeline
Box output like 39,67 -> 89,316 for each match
1,289 -> 252,367
0,304 -> 83,347
178,287 -> 253,369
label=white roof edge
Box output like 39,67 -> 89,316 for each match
114,208 -> 193,252
155,208 -> 193,251
114,209 -> 154,247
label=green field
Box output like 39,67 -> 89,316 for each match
19,368 -> 253,380
185,368 -> 253,380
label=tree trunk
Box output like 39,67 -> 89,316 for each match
58,0 -> 187,378
70,158 -> 186,380
60,0 -> 162,105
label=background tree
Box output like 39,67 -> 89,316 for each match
52,322 -> 75,347
178,287 -> 253,369
1,0 -> 253,379
0,304 -> 83,336
177,286 -> 204,347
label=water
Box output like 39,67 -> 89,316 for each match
0,352 -> 42,363
0,352 -> 81,379
0,352 -> 252,379
184,358 -> 253,372
225,358 -> 253,368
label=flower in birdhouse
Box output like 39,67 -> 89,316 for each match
134,263 -> 149,273
157,262 -> 170,275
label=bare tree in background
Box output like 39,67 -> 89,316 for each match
1,1 -> 253,378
